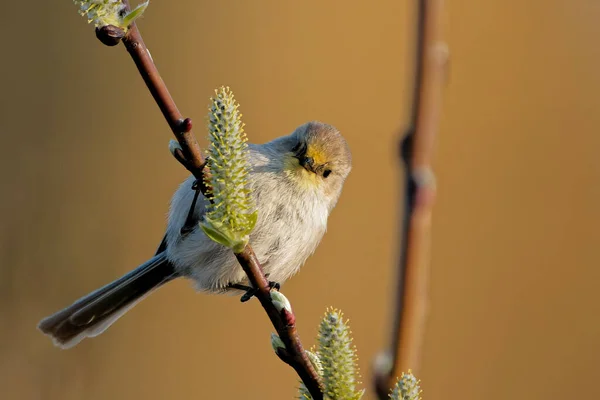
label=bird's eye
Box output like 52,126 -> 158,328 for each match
323,169 -> 332,178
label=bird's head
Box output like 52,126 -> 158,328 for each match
283,121 -> 352,199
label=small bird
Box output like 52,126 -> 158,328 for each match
38,121 -> 352,349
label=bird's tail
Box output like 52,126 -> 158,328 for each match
37,253 -> 178,349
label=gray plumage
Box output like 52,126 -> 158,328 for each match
37,121 -> 352,348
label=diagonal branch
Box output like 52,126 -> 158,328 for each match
90,1 -> 325,398
374,0 -> 448,398
236,248 -> 323,396
120,17 -> 206,180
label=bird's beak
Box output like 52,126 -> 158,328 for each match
299,155 -> 317,173
293,143 -> 322,174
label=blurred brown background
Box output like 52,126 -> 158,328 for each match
2,1 -> 599,399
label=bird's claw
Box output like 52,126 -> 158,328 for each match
240,288 -> 256,303
239,281 -> 281,303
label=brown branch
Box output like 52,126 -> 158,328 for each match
374,0 -> 447,398
120,23 -> 206,179
92,2 -> 324,398
236,248 -> 323,397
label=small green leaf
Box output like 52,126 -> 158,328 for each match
121,1 -> 149,27
199,220 -> 235,248
231,236 -> 249,253
270,333 -> 286,353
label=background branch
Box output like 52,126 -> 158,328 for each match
374,0 -> 447,398
103,1 -> 324,398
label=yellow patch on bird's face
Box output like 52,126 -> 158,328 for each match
283,154 -> 321,189
305,145 -> 328,166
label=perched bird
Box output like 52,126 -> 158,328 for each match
38,121 -> 352,349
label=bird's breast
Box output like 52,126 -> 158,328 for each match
248,180 -> 329,283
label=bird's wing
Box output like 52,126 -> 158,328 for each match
155,233 -> 168,255
155,176 -> 209,256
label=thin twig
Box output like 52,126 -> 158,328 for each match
103,1 -> 325,398
120,23 -> 206,179
236,248 -> 323,397
374,0 -> 447,398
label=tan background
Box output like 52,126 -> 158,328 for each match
1,1 -> 599,399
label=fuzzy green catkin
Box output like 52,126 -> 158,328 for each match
74,0 -> 148,29
298,349 -> 323,399
390,370 -> 422,400
200,86 -> 257,252
317,308 -> 363,400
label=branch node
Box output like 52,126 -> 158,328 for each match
175,118 -> 192,135
95,25 -> 125,46
275,347 -> 292,364
171,147 -> 188,168
412,168 -> 436,189
179,117 -> 193,133
373,351 -> 393,398
400,129 -> 415,164
281,308 -> 296,327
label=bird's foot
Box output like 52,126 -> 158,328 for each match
230,280 -> 281,303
